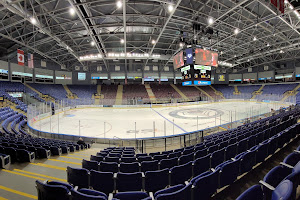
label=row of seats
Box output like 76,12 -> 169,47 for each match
237,146 -> 300,200
61,109 -> 300,200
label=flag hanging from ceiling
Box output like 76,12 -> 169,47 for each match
279,0 -> 284,14
17,49 -> 24,66
28,53 -> 34,68
270,0 -> 277,8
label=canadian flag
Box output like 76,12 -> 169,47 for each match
17,49 -> 24,66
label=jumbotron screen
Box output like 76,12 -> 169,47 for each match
195,48 -> 218,67
173,51 -> 184,69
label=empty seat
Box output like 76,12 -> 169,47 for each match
168,151 -> 182,158
235,150 -> 256,174
178,153 -> 194,165
225,143 -> 237,160
145,169 -> 169,193
137,156 -> 152,162
136,153 -> 147,158
36,180 -> 73,200
194,148 -> 208,159
90,155 -> 103,162
153,184 -> 185,200
104,157 -> 120,163
116,172 -> 143,192
141,160 -> 159,172
155,183 -> 192,200
193,154 -> 211,177
90,170 -> 114,195
219,140 -> 228,149
36,147 -> 50,159
283,152 -> 300,167
210,148 -> 225,168
208,144 -> 218,154
170,161 -> 192,185
254,143 -> 269,164
160,157 -> 178,170
99,162 -> 119,173
237,138 -> 248,154
82,159 -> 98,171
153,154 -> 168,162
192,169 -> 220,200
182,148 -> 194,155
149,152 -> 160,157
120,157 -> 136,163
119,162 -> 140,173
67,166 -> 89,188
114,191 -> 149,200
71,188 -> 107,200
216,159 -> 240,188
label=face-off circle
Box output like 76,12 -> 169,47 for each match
169,108 -> 224,120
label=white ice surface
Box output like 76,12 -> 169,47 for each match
32,101 -> 278,139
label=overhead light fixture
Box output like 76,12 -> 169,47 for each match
280,50 -> 284,53
69,8 -> 75,16
30,17 -> 37,25
247,59 -> 250,62
253,36 -> 257,41
91,41 -> 95,46
267,43 -> 270,47
208,17 -> 214,25
120,39 -> 125,44
234,28 -> 239,35
151,40 -> 156,44
220,51 -> 223,55
179,42 -> 184,47
168,4 -> 174,12
116,1 -> 122,9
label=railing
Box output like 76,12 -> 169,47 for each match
26,93 -> 296,153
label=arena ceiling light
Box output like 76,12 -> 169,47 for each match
30,17 -> 37,25
69,8 -> 75,16
234,28 -> 239,35
151,40 -> 156,44
168,4 -> 174,12
253,36 -> 257,41
91,41 -> 95,46
208,17 -> 214,25
267,43 -> 270,47
116,1 -> 122,9
179,42 -> 184,47
120,39 -> 125,44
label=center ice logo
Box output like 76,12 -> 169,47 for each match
169,108 -> 224,119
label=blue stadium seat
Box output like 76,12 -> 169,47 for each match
119,162 -> 140,173
67,166 -> 89,188
237,138 -> 248,154
210,148 -> 225,168
155,183 -> 192,200
90,170 -> 114,195
153,154 -> 168,162
36,180 -> 73,200
283,152 -> 300,167
219,140 -> 228,149
82,159 -> 99,171
141,160 -> 159,172
90,155 -> 103,162
216,159 -> 240,188
114,191 -> 149,200
225,143 -> 237,160
104,156 -> 120,163
193,154 -> 210,177
137,156 -> 152,162
168,151 -> 182,158
254,143 -> 269,164
160,157 -> 178,170
145,168 -> 169,193
116,172 -> 143,192
178,152 -> 194,165
236,185 -> 264,200
153,184 -> 185,199
149,152 -> 160,157
208,144 -> 219,154
170,161 -> 192,185
100,162 -> 119,173
235,150 -> 256,174
192,169 -> 220,200
194,148 -> 208,159
71,188 -> 107,200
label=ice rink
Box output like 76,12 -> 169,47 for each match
31,101 -> 282,139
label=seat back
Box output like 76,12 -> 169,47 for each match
193,154 -> 211,177
170,161 -> 192,185
145,169 -> 169,193
67,166 -> 89,188
160,157 -> 178,170
82,159 -> 99,171
36,180 -> 70,200
90,170 -> 114,195
99,162 -> 118,173
141,160 -> 159,172
116,172 -> 143,192
119,162 -> 140,173
236,185 -> 264,200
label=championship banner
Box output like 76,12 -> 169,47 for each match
17,49 -> 24,66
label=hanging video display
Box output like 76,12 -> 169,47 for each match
195,48 -> 218,67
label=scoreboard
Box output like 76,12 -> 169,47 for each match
181,65 -> 211,86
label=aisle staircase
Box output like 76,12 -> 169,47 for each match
281,83 -> 300,102
24,83 -> 55,102
233,85 -> 241,95
94,85 -> 101,104
115,85 -> 123,105
145,84 -> 156,103
209,85 -> 225,99
170,84 -> 189,100
63,85 -> 77,99
251,84 -> 265,99
194,86 -> 214,101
